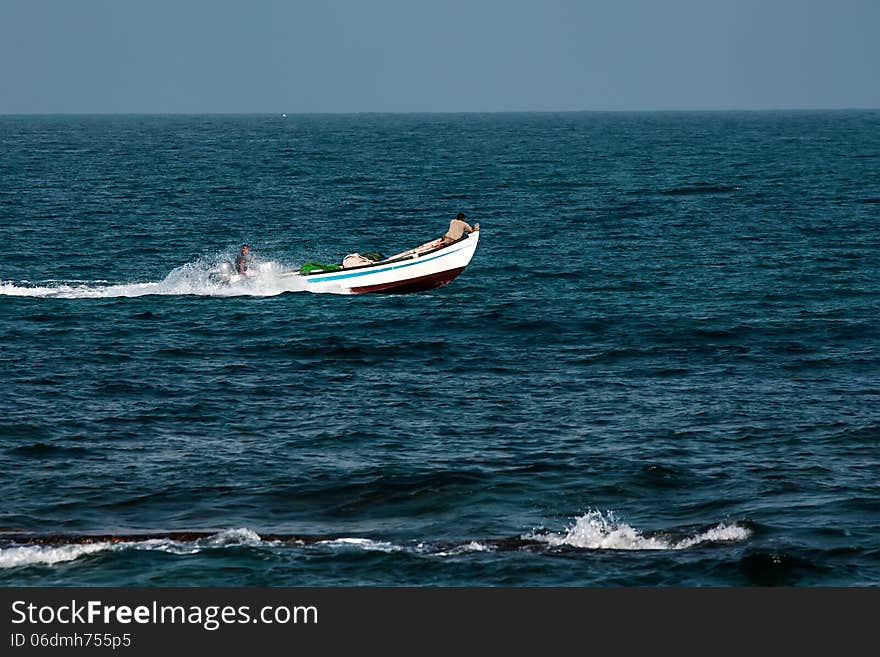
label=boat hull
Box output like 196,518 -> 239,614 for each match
350,266 -> 465,294
302,231 -> 480,295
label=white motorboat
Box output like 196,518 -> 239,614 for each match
298,228 -> 480,294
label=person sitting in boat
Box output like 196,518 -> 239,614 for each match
441,213 -> 479,246
235,244 -> 250,274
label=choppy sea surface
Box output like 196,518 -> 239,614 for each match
1,111 -> 878,586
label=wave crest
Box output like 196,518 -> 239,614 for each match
0,528 -> 265,568
529,510 -> 751,551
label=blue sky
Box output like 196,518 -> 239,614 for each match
1,0 -> 877,113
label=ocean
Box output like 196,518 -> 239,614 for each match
1,111 -> 878,586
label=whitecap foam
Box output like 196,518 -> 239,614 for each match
128,539 -> 202,556
434,541 -> 493,557
202,528 -> 263,547
315,538 -> 403,552
0,542 -> 114,568
0,528 -> 267,568
530,510 -> 751,551
674,523 -> 751,548
461,541 -> 490,552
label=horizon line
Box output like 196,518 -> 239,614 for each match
1,106 -> 878,117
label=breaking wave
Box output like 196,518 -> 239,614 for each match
0,529 -> 265,568
0,543 -> 112,568
529,510 -> 751,550
0,516 -> 751,569
314,538 -> 403,553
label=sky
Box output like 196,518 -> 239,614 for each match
0,0 -> 877,113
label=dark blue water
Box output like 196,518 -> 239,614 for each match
1,112 -> 878,586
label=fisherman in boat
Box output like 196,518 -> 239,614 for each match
235,244 -> 250,274
441,212 -> 479,246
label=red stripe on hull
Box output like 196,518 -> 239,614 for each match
349,267 -> 466,294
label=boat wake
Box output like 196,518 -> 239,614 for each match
0,255 -> 311,299
0,512 -> 752,569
